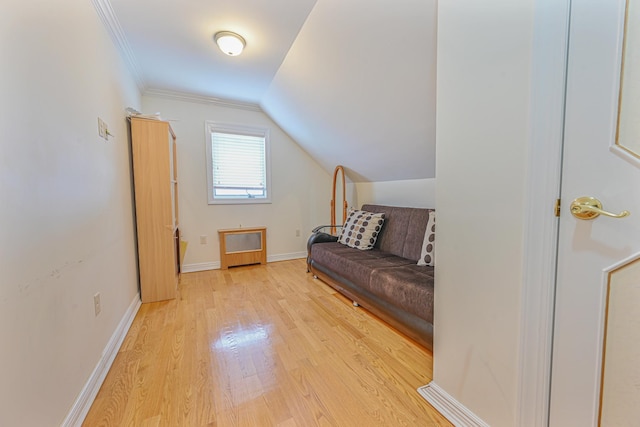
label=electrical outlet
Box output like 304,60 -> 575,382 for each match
200,235 -> 207,244
94,293 -> 101,316
296,229 -> 301,237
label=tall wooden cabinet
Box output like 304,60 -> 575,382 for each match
129,117 -> 180,303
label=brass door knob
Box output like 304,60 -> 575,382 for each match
570,196 -> 630,220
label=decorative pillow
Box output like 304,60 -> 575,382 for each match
417,210 -> 436,266
337,208 -> 385,250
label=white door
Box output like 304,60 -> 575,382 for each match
549,0 -> 640,425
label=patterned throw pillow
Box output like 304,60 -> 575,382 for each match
417,210 -> 436,266
337,208 -> 385,250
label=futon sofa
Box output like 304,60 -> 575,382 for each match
307,204 -> 435,350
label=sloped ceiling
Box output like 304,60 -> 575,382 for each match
105,0 -> 437,182
261,0 -> 437,182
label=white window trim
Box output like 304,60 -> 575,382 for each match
205,121 -> 272,205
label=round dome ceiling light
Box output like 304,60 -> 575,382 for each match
214,31 -> 246,56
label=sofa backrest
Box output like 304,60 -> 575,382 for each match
361,204 -> 434,261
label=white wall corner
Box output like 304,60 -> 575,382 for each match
516,0 -> 570,426
418,382 -> 490,427
90,0 -> 146,91
61,293 -> 141,427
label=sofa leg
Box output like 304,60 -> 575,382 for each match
353,301 -> 359,307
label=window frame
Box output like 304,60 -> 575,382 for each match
205,121 -> 272,205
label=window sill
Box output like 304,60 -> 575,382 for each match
208,198 -> 272,205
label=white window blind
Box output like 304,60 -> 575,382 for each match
205,122 -> 271,204
212,132 -> 265,198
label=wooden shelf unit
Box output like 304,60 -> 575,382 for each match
130,117 -> 180,303
218,227 -> 267,269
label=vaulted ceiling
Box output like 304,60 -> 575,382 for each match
106,0 -> 437,182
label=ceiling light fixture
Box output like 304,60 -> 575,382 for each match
214,31 -> 246,56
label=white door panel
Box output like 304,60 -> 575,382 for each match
550,0 -> 640,425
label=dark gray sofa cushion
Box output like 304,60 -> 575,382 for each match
369,265 -> 435,323
361,204 -> 432,261
310,242 -> 414,290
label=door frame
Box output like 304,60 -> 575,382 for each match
517,0 -> 571,425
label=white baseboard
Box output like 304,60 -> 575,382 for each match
267,251 -> 306,263
418,382 -> 489,427
181,252 -> 306,273
62,294 -> 141,427
181,261 -> 220,273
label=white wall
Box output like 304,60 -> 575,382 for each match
261,0 -> 438,183
0,0 -> 141,425
142,95 -> 332,270
355,178 -> 436,209
433,2 -> 534,426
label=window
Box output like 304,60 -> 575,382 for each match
205,122 -> 271,204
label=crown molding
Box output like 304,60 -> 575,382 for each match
144,88 -> 263,112
91,0 -> 146,91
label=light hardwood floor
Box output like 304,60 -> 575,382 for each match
83,259 -> 450,426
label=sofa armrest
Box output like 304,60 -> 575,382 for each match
306,228 -> 340,272
308,231 -> 339,246
311,224 -> 343,234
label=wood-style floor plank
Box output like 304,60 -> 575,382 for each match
83,259 -> 450,426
